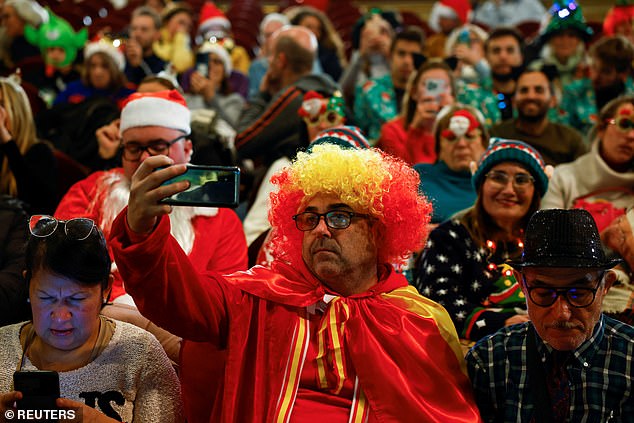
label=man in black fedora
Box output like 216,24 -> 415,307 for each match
466,208 -> 634,422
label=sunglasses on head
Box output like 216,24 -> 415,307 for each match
607,116 -> 634,132
303,111 -> 344,127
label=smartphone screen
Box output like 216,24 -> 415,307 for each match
159,165 -> 240,208
195,52 -> 209,76
422,78 -> 448,99
13,370 -> 60,415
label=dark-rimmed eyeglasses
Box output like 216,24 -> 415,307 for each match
29,215 -> 96,241
121,134 -> 187,162
485,170 -> 534,190
523,273 -> 605,308
292,210 -> 371,231
607,116 -> 634,133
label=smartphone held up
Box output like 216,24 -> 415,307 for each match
159,164 -> 240,208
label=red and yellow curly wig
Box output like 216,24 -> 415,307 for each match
268,144 -> 432,266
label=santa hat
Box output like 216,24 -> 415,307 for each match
603,5 -> 634,36
197,2 -> 231,39
428,0 -> 472,33
5,0 -> 48,27
120,90 -> 191,134
198,41 -> 232,76
84,38 -> 125,71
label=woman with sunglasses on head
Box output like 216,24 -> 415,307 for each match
542,95 -> 634,324
377,60 -> 456,166
0,77 -> 58,215
0,216 -> 182,422
413,139 -> 551,343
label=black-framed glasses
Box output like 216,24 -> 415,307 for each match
607,116 -> 634,133
292,210 -> 371,231
523,273 -> 605,308
485,170 -> 534,190
29,215 -> 96,241
121,134 -> 187,162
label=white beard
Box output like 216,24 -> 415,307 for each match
94,171 -> 218,255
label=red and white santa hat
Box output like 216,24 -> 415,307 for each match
84,38 -> 125,71
428,0 -> 472,33
197,2 -> 231,39
120,90 -> 191,134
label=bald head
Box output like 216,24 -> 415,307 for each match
271,25 -> 317,75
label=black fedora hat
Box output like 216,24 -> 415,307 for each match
509,209 -> 623,269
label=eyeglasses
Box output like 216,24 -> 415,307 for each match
121,134 -> 187,162
29,215 -> 96,241
292,210 -> 371,231
303,111 -> 344,127
524,274 -> 605,308
485,170 -> 534,190
607,116 -> 634,133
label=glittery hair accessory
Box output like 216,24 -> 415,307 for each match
509,209 -> 623,269
298,91 -> 325,118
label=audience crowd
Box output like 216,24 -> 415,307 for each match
1,0 -> 633,421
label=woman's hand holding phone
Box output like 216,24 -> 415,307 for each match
0,391 -> 21,421
56,398 -> 120,423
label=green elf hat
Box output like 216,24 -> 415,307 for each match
24,10 -> 88,68
541,0 -> 593,43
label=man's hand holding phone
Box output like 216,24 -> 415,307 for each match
127,155 -> 188,234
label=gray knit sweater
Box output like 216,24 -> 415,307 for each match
0,320 -> 183,422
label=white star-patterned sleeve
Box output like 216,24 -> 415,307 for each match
413,219 -> 490,337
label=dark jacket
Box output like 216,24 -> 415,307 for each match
0,195 -> 30,326
235,73 -> 340,166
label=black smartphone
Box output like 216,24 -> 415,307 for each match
159,164 -> 240,208
195,52 -> 209,76
13,370 -> 60,417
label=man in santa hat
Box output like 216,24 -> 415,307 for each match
54,89 -> 248,301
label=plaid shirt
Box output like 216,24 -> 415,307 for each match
466,316 -> 634,423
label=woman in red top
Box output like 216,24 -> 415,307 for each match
377,60 -> 455,165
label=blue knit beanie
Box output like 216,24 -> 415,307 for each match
472,138 -> 549,196
307,126 -> 371,152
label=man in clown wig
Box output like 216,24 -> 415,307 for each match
110,141 -> 482,422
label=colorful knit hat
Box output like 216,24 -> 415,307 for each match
120,89 -> 191,134
471,138 -> 550,196
428,0 -> 472,33
24,10 -> 87,68
84,37 -> 125,71
197,2 -> 231,39
307,126 -> 370,152
540,0 -> 593,42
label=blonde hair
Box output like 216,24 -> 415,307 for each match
0,78 -> 37,196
